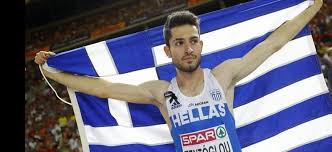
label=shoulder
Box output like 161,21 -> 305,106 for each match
212,58 -> 242,81
211,60 -> 240,93
141,80 -> 170,105
212,58 -> 242,77
142,80 -> 170,88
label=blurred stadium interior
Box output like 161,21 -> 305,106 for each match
25,0 -> 331,151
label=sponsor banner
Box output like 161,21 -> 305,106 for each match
180,125 -> 233,152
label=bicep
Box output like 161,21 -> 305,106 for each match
212,58 -> 242,91
103,80 -> 169,105
234,40 -> 278,83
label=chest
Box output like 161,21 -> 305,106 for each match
179,83 -> 204,97
166,84 -> 228,128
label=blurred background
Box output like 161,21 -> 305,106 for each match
25,0 -> 332,151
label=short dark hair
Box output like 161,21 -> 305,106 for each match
163,10 -> 200,46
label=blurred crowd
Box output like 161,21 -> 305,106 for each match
25,63 -> 82,152
25,0 -> 208,59
310,1 -> 332,49
25,0 -> 331,151
310,0 -> 332,91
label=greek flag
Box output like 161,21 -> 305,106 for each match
46,0 -> 332,151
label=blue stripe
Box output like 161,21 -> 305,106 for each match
234,55 -> 322,108
200,0 -> 305,34
75,92 -> 118,127
156,27 -> 310,82
289,136 -> 332,152
89,143 -> 175,152
156,64 -> 177,82
237,93 -> 332,148
146,26 -> 164,47
47,47 -> 98,76
128,103 -> 166,127
201,27 -> 310,69
106,31 -> 155,74
148,0 -> 306,46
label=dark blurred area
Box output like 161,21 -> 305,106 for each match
26,0 -> 122,29
25,0 -> 331,151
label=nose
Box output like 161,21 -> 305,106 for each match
184,43 -> 194,54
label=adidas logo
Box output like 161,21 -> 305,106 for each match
164,91 -> 182,110
170,97 -> 181,110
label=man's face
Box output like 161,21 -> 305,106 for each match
165,25 -> 203,73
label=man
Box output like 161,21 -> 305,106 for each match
34,0 -> 322,151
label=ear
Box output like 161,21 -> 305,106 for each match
164,45 -> 172,58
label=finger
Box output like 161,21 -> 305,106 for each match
35,55 -> 47,63
34,58 -> 44,65
42,52 -> 51,59
45,53 -> 53,58
35,51 -> 52,62
34,55 -> 41,62
42,53 -> 48,58
36,51 -> 45,57
34,58 -> 39,64
49,52 -> 56,55
44,51 -> 55,58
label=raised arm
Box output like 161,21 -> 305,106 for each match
34,51 -> 169,106
213,0 -> 323,90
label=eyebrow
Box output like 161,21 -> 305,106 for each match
172,38 -> 184,43
172,36 -> 199,43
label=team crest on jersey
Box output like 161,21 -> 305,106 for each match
209,89 -> 222,101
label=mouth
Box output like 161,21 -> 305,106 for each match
183,57 -> 196,65
182,55 -> 196,61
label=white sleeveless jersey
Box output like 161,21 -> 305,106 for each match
165,68 -> 242,152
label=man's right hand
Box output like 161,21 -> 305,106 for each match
34,51 -> 56,65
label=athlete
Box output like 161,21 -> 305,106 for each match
34,0 -> 322,151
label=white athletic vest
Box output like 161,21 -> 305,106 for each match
165,68 -> 242,152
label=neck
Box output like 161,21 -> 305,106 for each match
176,67 -> 204,94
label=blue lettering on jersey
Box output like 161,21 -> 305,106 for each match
171,103 -> 226,128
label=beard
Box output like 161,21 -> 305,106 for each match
173,55 -> 201,73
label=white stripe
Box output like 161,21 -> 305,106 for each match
85,124 -> 173,146
85,41 -> 118,76
67,88 -> 91,152
234,74 -> 329,128
107,99 -> 133,127
152,45 -> 169,66
101,68 -> 159,127
152,1 -> 312,66
242,114 -> 332,152
101,67 -> 158,85
236,36 -> 316,86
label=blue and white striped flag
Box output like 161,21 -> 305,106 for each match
46,0 -> 332,151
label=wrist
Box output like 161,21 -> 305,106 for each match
42,63 -> 62,74
313,0 -> 323,9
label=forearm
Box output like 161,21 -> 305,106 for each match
42,68 -> 109,98
231,1 -> 322,83
268,0 -> 322,50
42,68 -> 165,104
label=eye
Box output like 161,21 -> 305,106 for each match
175,41 -> 184,46
191,39 -> 198,44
